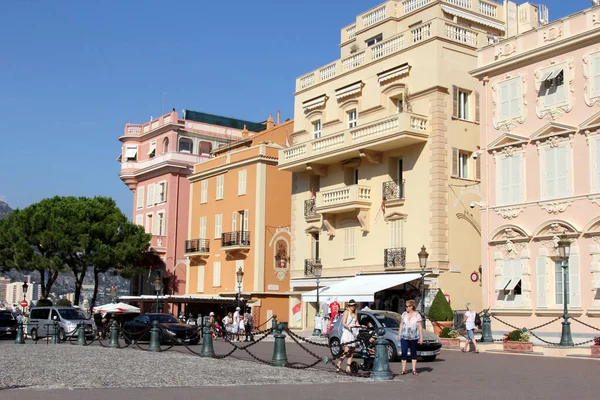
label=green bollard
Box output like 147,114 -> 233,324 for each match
52,322 -> 59,344
371,328 -> 393,381
148,320 -> 161,352
109,321 -> 120,348
14,322 -> 25,345
271,315 -> 278,331
77,323 -> 86,345
200,320 -> 214,358
270,323 -> 288,367
480,309 -> 493,343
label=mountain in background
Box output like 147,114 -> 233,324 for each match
0,201 -> 12,219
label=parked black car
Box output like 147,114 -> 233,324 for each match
0,311 -> 18,339
123,313 -> 200,345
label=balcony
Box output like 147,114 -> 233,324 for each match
185,239 -> 210,259
151,236 -> 167,253
120,152 -> 208,180
279,113 -> 428,172
304,198 -> 320,222
382,179 -> 406,209
384,247 -> 407,269
221,231 -> 251,254
304,258 -> 322,276
316,185 -> 372,235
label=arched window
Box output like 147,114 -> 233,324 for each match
179,138 -> 193,154
274,240 -> 289,269
162,138 -> 169,154
199,141 -> 213,155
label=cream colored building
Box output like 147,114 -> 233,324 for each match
279,0 -> 545,329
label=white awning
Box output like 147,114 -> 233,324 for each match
303,95 -> 327,111
592,280 -> 600,290
302,273 -> 422,303
441,5 -> 505,31
496,278 -> 511,291
505,279 -> 521,291
147,141 -> 156,156
542,68 -> 562,82
335,81 -> 363,100
290,277 -> 347,289
378,64 -> 410,83
125,146 -> 138,159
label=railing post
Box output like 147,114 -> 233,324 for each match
270,321 -> 288,367
148,320 -> 161,352
14,322 -> 25,345
109,321 -> 120,348
200,320 -> 215,358
480,309 -> 493,343
77,322 -> 86,345
371,328 -> 393,381
51,321 -> 59,345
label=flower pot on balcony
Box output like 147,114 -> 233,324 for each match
439,338 -> 461,347
591,345 -> 600,356
431,321 -> 453,336
503,341 -> 533,353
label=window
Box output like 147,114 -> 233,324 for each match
312,120 -> 321,139
552,253 -> 581,308
344,226 -> 355,259
162,137 -> 169,154
199,217 -> 206,239
241,210 -> 249,232
497,153 -> 524,205
458,90 -> 470,120
213,262 -> 221,287
147,184 -> 155,207
148,141 -> 157,158
592,53 -> 600,96
388,220 -> 403,248
542,145 -> 570,199
231,211 -> 237,233
593,137 -> 600,192
216,175 -> 224,200
238,170 -> 247,195
344,168 -> 359,185
452,148 -> 478,180
199,141 -> 213,155
396,98 -> 404,113
154,211 -> 166,236
136,186 -> 144,209
135,214 -> 143,226
200,180 -> 208,203
125,145 -> 138,161
458,151 -> 470,179
347,110 -> 357,128
539,68 -> 565,107
554,261 -> 566,305
498,78 -> 521,120
453,86 -> 479,122
366,34 -> 383,47
214,214 -> 222,239
156,181 -> 167,204
145,214 -> 153,234
497,259 -> 522,306
179,138 -> 193,153
197,265 -> 204,293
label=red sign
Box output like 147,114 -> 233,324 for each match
20,300 -> 28,308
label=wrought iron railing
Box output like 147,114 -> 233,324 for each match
185,239 -> 210,253
384,247 -> 406,268
221,231 -> 251,247
382,179 -> 406,201
304,198 -> 317,217
304,258 -> 321,276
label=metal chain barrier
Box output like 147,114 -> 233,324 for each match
571,317 -> 600,332
527,317 -> 562,332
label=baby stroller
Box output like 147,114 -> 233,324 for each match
349,327 -> 377,374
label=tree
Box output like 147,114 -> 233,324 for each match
428,289 -> 454,322
55,298 -> 72,307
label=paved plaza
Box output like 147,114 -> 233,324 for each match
0,337 -> 598,400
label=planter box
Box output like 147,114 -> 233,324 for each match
592,345 -> 600,356
431,321 -> 453,336
440,338 -> 460,347
503,341 -> 533,353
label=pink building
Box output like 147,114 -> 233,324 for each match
472,4 -> 600,344
118,110 -> 266,313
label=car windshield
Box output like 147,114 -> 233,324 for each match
148,314 -> 178,323
372,313 -> 401,329
0,313 -> 15,321
58,309 -> 88,320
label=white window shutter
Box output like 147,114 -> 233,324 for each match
147,184 -> 155,207
503,259 -> 513,289
136,186 -> 145,209
556,146 -> 569,197
499,156 -> 511,205
544,147 -> 556,199
536,257 -> 547,307
509,80 -> 520,116
135,214 -> 143,226
512,259 -> 523,285
451,148 -> 459,177
215,214 -> 222,238
152,214 -> 160,236
213,262 -> 221,287
159,212 -> 166,235
593,55 -> 600,94
154,184 -> 162,204
499,82 -> 509,119
595,138 -> 600,192
232,211 -> 237,232
243,210 -> 249,232
197,265 -> 205,293
510,154 -> 523,203
199,217 -> 206,239
569,251 -> 581,307
162,182 -> 167,202
201,181 -> 208,203
238,170 -> 247,195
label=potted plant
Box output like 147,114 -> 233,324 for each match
502,329 -> 533,353
428,289 -> 454,336
439,327 -> 460,347
592,337 -> 600,356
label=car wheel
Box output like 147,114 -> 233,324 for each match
421,356 -> 437,362
31,329 -> 38,341
329,338 -> 342,357
386,341 -> 397,362
350,361 -> 360,375
58,328 -> 66,342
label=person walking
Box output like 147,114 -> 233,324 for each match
336,299 -> 360,373
233,307 -> 241,342
461,303 -> 479,353
397,299 -> 423,376
243,308 -> 253,341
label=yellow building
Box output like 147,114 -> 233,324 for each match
279,0 -> 539,328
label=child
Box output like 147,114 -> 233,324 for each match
238,315 -> 246,341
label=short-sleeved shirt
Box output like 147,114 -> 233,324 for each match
465,311 -> 476,331
400,312 -> 422,340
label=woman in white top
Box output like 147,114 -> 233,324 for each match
461,303 -> 479,353
336,299 -> 361,373
397,299 -> 423,375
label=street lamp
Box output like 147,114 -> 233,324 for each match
22,282 -> 28,313
312,260 -> 323,337
236,267 -> 244,309
418,245 -> 429,329
153,277 -> 163,313
557,236 -> 574,347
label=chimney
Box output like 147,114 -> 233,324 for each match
277,111 -> 281,125
266,113 -> 275,130
241,125 -> 249,139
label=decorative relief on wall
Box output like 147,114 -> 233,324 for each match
589,195 -> 600,207
534,59 -> 574,121
539,200 -> 573,214
583,128 -> 600,146
494,42 -> 516,59
497,240 -> 527,259
540,235 -> 561,256
542,26 -> 562,42
534,133 -> 574,154
273,239 -> 290,282
495,207 -> 524,219
593,13 -> 600,26
492,74 -> 527,132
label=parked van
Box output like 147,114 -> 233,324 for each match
27,306 -> 95,341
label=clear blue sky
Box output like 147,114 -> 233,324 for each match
0,0 -> 581,217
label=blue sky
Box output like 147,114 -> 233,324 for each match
0,0 -> 582,217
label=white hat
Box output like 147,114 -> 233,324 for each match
210,312 -> 215,316
236,307 -> 241,311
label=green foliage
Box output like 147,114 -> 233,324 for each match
428,289 -> 454,322
508,329 -> 524,342
440,327 -> 459,338
35,298 -> 53,307
55,298 -> 72,307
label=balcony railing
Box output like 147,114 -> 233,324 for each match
304,258 -> 321,276
315,184 -> 372,213
221,231 -> 251,248
185,239 -> 210,254
304,198 -> 317,217
120,152 -> 207,175
384,247 -> 407,268
382,180 -> 406,201
151,235 -> 167,249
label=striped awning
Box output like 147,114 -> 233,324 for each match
441,5 -> 505,31
335,81 -> 363,100
303,95 -> 328,111
378,64 -> 410,83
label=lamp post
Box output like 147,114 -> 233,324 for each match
557,236 -> 574,347
312,260 -> 323,337
22,282 -> 28,313
418,245 -> 429,329
153,277 -> 163,313
236,267 -> 244,309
